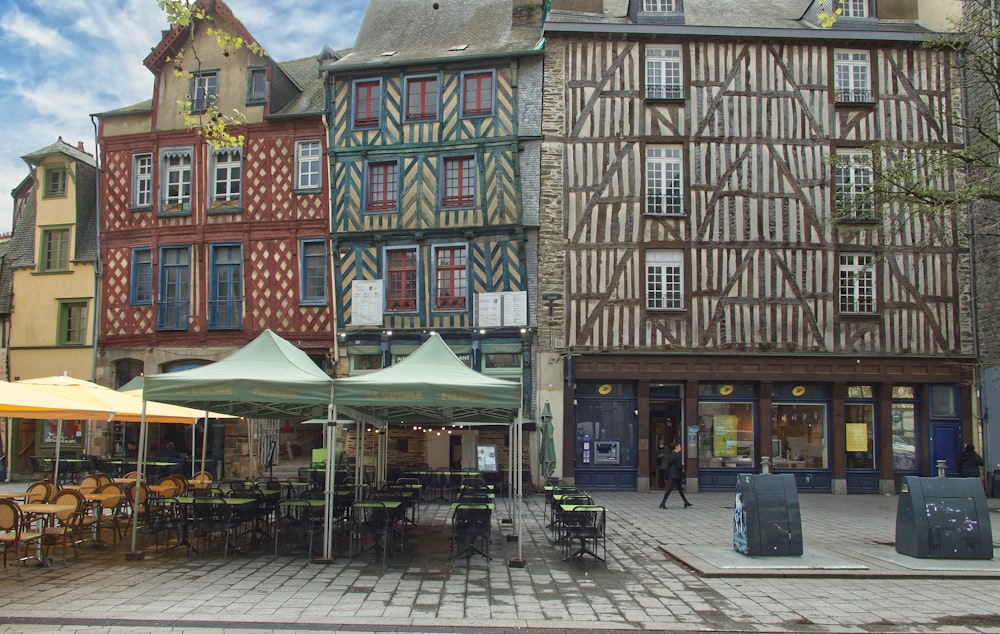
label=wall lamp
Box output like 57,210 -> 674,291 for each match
541,292 -> 563,316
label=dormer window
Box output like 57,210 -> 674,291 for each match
838,0 -> 868,18
644,0 -> 680,11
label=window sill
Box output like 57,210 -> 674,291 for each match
208,207 -> 243,216
299,300 -> 328,307
294,188 -> 322,195
643,211 -> 687,219
461,112 -> 493,119
838,312 -> 880,319
130,301 -> 153,307
405,116 -> 439,123
32,269 -> 72,276
833,99 -> 876,108
130,206 -> 153,213
365,208 -> 397,214
646,307 -> 687,314
644,95 -> 686,103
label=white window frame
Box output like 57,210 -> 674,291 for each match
190,71 -> 219,114
132,153 -> 153,209
645,146 -> 684,216
646,249 -> 685,310
209,149 -> 242,211
295,140 -> 322,191
839,254 -> 876,314
644,0 -> 680,11
645,45 -> 683,100
835,149 -> 874,219
160,148 -> 193,213
834,49 -> 872,103
838,0 -> 868,18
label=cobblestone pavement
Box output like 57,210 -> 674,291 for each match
2,483 -> 1000,634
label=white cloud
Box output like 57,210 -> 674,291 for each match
0,9 -> 77,53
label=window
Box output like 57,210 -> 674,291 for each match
57,301 -> 88,346
300,239 -> 328,305
834,49 -> 872,103
644,0 -> 680,11
353,79 -> 382,128
130,247 -> 152,305
44,167 -> 67,198
40,227 -> 70,272
839,254 -> 875,314
771,400 -> 829,469
209,149 -> 242,211
434,245 -> 467,310
189,71 -> 219,113
366,160 -> 398,211
646,249 -> 684,310
406,76 -> 439,121
247,67 -> 267,104
209,244 -> 243,329
157,246 -> 190,330
160,148 -> 193,213
845,386 -> 876,470
834,150 -> 874,219
646,146 -> 683,215
132,153 -> 153,209
891,387 -> 917,471
442,156 -> 476,207
386,247 -> 417,311
645,46 -> 683,100
838,0 -> 868,18
295,140 -> 322,190
462,71 -> 494,117
697,384 -> 757,468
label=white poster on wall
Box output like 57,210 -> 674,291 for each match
351,280 -> 383,326
476,291 -> 527,327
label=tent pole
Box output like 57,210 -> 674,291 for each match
127,402 -> 148,559
200,413 -> 209,477
3,418 -> 10,483
320,399 -> 336,562
52,419 -> 63,485
517,406 -> 524,561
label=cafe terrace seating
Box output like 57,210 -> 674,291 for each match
0,498 -> 43,573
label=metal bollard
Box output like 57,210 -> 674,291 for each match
936,459 -> 947,478
760,456 -> 771,474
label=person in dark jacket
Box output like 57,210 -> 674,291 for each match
957,443 -> 984,478
658,442 -> 692,509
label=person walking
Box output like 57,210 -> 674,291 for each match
957,443 -> 984,478
659,442 -> 692,509
656,442 -> 666,489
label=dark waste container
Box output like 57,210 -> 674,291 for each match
991,470 -> 1000,499
733,473 -> 803,556
895,475 -> 993,560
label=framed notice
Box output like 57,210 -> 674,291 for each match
476,444 -> 498,472
713,415 -> 738,457
845,423 -> 869,452
351,280 -> 383,326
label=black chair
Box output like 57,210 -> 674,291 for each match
191,499 -> 237,559
452,505 -> 492,562
562,505 -> 606,562
349,502 -> 392,568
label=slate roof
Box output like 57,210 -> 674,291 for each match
21,137 -> 96,169
329,0 -> 544,71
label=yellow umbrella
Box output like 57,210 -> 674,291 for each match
18,375 -> 231,423
0,379 -> 115,419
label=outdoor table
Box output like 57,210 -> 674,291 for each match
17,502 -> 76,566
350,500 -> 403,566
0,491 -> 31,500
450,502 -> 494,561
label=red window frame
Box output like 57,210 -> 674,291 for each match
443,156 -> 476,207
387,248 -> 417,311
407,77 -> 438,120
354,80 -> 381,127
366,161 -> 398,211
435,246 -> 467,310
462,72 -> 493,116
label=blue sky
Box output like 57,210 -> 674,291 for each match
0,0 -> 367,234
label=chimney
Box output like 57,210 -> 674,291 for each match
77,141 -> 85,151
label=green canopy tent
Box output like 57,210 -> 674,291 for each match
330,333 -> 524,563
137,329 -> 336,557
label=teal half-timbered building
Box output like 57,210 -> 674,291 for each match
324,0 -> 545,474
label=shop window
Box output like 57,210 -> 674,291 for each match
697,401 -> 755,468
845,396 -> 876,470
770,402 -> 828,469
891,386 -> 917,471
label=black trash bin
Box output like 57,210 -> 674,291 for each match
895,475 -> 993,560
991,470 -> 1000,499
733,473 -> 803,556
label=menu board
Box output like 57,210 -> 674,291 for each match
476,291 -> 527,327
477,444 -> 498,472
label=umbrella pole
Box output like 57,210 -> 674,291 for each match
3,418 -> 9,483
319,400 -> 336,563
53,420 -> 63,485
127,405 -> 148,559
200,414 -> 209,478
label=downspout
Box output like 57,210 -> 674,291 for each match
89,114 -> 103,458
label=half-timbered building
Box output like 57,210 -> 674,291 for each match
324,0 -> 544,473
94,0 -> 336,473
539,0 -> 970,493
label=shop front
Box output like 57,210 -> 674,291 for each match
562,354 -> 974,494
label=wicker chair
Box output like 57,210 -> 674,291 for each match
0,498 -> 43,573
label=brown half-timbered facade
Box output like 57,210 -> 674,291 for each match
539,0 -> 970,493
94,0 -> 335,472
